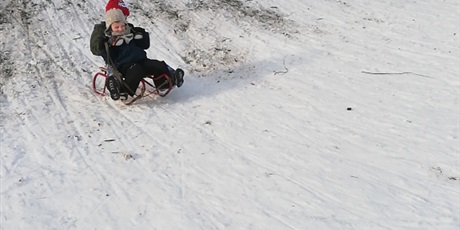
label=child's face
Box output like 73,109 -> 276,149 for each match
111,21 -> 126,33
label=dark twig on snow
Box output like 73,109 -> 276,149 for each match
361,71 -> 431,78
274,56 -> 289,75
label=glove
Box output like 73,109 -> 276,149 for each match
132,27 -> 145,40
108,36 -> 124,46
134,33 -> 143,40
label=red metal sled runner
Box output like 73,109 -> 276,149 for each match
92,66 -> 173,103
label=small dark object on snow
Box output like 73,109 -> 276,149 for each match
124,153 -> 134,160
347,107 -> 353,111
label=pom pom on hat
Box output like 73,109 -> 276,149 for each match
105,8 -> 126,29
106,0 -> 129,17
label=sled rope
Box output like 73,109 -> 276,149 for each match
104,42 -> 137,96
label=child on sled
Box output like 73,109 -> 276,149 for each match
90,0 -> 184,101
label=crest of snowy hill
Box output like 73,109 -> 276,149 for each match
0,0 -> 459,229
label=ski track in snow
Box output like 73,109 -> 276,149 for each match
1,0 -> 459,229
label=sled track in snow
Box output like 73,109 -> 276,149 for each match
1,0 -> 91,140
146,99 -> 339,228
0,1 -> 139,220
1,0 -> 459,229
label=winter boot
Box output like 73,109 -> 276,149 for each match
175,68 -> 184,88
106,75 -> 120,100
119,92 -> 128,101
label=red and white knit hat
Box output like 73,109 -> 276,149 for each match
106,0 -> 129,17
105,8 -> 126,29
105,0 -> 129,29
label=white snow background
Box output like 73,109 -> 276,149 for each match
1,0 -> 459,229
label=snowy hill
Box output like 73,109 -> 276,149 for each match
1,0 -> 459,229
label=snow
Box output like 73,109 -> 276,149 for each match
1,0 -> 459,229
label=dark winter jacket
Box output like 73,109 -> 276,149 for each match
90,22 -> 150,70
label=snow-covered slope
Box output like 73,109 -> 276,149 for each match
1,0 -> 459,229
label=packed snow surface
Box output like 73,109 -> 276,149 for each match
1,0 -> 459,229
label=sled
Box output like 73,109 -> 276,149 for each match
92,66 -> 173,104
